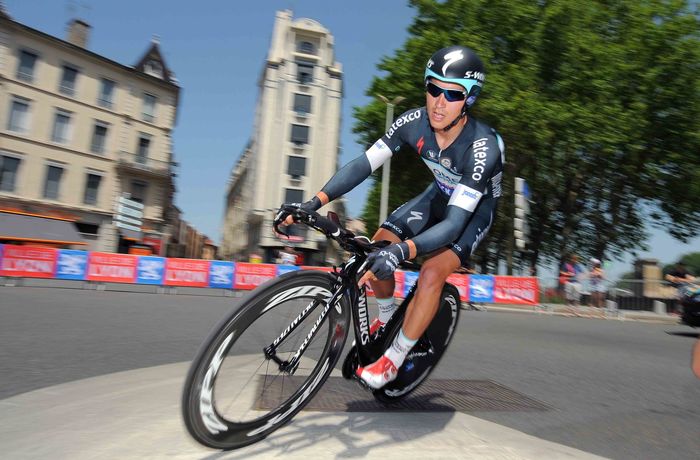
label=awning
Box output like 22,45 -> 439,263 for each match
0,211 -> 86,245
118,227 -> 142,241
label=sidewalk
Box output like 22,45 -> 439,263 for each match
481,302 -> 681,325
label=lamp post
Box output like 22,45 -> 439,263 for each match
377,95 -> 405,226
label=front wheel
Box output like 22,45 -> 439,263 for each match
373,283 -> 461,404
181,271 -> 351,450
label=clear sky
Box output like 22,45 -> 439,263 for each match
6,0 -> 698,280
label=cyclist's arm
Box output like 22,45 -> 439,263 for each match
319,139 -> 393,203
315,109 -> 416,205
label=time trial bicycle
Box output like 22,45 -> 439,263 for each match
181,205 -> 461,450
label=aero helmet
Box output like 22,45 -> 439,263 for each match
425,45 -> 485,109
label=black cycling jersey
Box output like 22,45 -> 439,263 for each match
321,107 -> 504,258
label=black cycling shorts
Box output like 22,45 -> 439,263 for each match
380,185 -> 496,265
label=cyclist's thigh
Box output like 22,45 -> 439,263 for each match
381,186 -> 441,240
372,227 -> 402,244
449,198 -> 497,265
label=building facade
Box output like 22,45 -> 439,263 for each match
221,10 -> 344,265
0,8 -> 180,253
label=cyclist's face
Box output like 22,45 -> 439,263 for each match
426,78 -> 465,130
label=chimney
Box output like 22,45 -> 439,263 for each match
67,19 -> 90,48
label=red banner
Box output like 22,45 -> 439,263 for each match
446,273 -> 469,301
494,276 -> 539,305
86,252 -> 137,283
234,263 -> 277,290
0,245 -> 57,278
164,258 -> 211,287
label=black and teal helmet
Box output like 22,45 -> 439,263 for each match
425,45 -> 485,108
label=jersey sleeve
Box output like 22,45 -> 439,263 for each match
320,108 -> 422,202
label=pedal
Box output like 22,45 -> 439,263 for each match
352,373 -> 374,392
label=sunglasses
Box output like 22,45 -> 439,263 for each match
425,81 -> 466,102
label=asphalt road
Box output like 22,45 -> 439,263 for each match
1,285 -> 698,459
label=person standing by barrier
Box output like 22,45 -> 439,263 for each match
560,253 -> 584,316
588,258 -> 606,314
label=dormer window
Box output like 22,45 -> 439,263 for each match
144,59 -> 163,79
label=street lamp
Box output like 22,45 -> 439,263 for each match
377,95 -> 405,226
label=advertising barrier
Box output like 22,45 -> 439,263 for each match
0,245 -> 57,278
0,244 -> 539,305
87,252 -> 138,283
164,258 -> 210,287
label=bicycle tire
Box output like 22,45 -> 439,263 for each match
181,271 -> 351,450
373,283 -> 461,404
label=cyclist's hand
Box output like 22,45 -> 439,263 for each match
359,242 -> 409,284
275,197 -> 322,228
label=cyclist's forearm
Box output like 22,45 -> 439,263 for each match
408,206 -> 470,257
320,140 -> 393,202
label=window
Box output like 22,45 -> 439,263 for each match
297,41 -> 315,55
90,122 -> 108,154
291,124 -> 309,144
297,62 -> 313,84
17,50 -> 38,82
43,165 -> 64,199
0,155 -> 21,192
98,78 -> 115,108
293,94 -> 312,114
59,65 -> 79,96
136,134 -> 150,163
130,180 -> 147,204
83,173 -> 102,205
7,98 -> 30,133
284,188 -> 304,204
142,93 -> 156,122
51,110 -> 72,144
287,156 -> 306,178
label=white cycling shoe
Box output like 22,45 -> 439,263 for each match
356,355 -> 398,389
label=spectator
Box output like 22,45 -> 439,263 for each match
665,261 -> 695,315
588,258 -> 607,312
278,246 -> 297,265
560,253 -> 584,315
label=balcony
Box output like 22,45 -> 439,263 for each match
116,150 -> 173,178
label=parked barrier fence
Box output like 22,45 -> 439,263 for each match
0,244 -> 540,305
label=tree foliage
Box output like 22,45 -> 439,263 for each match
352,0 -> 700,270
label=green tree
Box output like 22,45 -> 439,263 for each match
352,0 -> 700,270
663,252 -> 700,276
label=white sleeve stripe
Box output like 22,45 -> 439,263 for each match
449,184 -> 483,212
365,139 -> 393,172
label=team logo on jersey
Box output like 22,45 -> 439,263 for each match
417,136 -> 425,155
427,150 -> 437,160
440,157 -> 452,169
406,211 -> 423,224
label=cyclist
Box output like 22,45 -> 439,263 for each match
281,45 -> 504,389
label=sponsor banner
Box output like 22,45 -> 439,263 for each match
164,258 -> 211,287
494,276 -> 539,305
234,263 -> 277,290
209,261 -> 234,289
403,271 -> 419,297
469,274 -> 495,303
277,264 -> 301,277
87,252 -> 137,283
0,245 -> 57,278
446,273 -> 469,301
136,256 -> 166,285
55,250 -> 88,280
